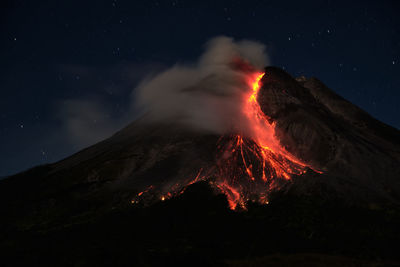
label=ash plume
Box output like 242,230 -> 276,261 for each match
134,36 -> 269,135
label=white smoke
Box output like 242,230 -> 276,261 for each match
134,36 -> 269,134
58,36 -> 269,150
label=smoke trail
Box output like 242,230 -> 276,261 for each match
134,36 -> 269,135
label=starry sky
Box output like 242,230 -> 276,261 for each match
1,0 -> 399,177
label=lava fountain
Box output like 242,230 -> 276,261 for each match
134,71 -> 318,210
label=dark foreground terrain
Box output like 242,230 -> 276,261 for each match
1,180 -> 399,266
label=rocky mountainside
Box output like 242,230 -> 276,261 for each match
259,67 -> 400,203
1,67 -> 399,266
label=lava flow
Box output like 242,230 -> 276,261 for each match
210,72 -> 312,209
133,71 -> 317,210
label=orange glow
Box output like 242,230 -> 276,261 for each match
132,71 -> 320,210
207,72 -> 317,209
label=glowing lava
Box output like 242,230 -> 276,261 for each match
133,71 -> 318,210
210,72 -> 312,209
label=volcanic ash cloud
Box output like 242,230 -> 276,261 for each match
134,36 -> 269,135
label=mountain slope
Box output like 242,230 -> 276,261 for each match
258,67 -> 400,203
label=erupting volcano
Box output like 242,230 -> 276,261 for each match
133,71 -> 319,210
1,63 -> 400,266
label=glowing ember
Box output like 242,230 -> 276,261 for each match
132,71 -> 319,210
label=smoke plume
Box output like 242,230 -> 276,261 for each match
134,36 -> 269,135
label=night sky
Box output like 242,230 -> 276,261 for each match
1,0 -> 399,177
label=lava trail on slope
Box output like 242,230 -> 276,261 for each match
133,71 -> 320,209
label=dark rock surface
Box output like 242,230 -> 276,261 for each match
259,67 -> 400,204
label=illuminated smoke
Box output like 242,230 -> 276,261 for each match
134,36 -> 269,135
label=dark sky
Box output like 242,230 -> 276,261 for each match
1,0 -> 399,176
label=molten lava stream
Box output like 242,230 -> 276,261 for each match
211,72 -> 315,210
133,71 -> 318,210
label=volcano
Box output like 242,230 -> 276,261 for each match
1,67 -> 400,266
